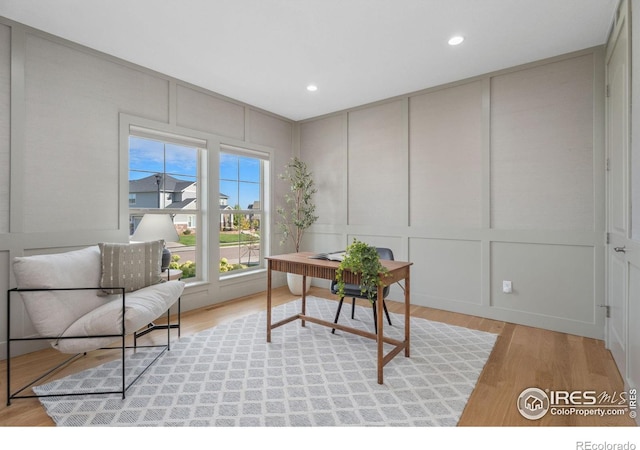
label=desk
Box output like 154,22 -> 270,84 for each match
266,252 -> 412,384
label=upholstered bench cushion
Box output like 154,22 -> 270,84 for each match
56,280 -> 184,353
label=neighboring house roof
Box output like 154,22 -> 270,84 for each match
129,173 -> 195,194
167,198 -> 197,209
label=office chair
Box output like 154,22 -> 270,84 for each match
330,247 -> 393,334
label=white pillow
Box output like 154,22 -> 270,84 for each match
12,246 -> 107,339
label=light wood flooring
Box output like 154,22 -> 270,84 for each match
0,286 -> 636,427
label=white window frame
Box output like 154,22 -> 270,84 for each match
120,114 -> 274,287
219,145 -> 270,279
122,117 -> 207,284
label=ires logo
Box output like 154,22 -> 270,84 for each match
517,388 -> 550,420
517,388 -> 634,420
548,390 -> 627,406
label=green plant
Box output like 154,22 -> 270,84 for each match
219,257 -> 247,273
169,254 -> 196,278
335,239 -> 389,302
276,157 -> 318,252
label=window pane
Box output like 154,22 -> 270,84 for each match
170,226 -> 197,279
219,149 -> 264,276
129,137 -> 197,210
220,153 -> 239,181
239,156 -> 260,181
220,152 -> 262,213
165,143 -> 197,178
129,133 -> 200,280
219,213 -> 261,273
239,181 -> 260,210
129,137 -> 164,178
220,179 -> 239,209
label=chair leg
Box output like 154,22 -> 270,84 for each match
383,300 -> 392,326
372,302 -> 378,334
351,298 -> 356,319
331,297 -> 345,334
371,301 -> 392,335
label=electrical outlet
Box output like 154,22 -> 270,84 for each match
502,280 -> 512,294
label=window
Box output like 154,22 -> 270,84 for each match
129,135 -> 201,280
219,148 -> 267,275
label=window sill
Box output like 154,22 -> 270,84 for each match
219,268 -> 267,284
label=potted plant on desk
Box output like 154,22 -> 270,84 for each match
276,156 -> 319,294
335,238 -> 390,302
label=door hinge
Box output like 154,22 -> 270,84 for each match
606,232 -> 610,244
606,158 -> 610,171
600,305 -> 611,318
606,85 -> 610,98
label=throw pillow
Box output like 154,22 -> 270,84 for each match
98,240 -> 164,295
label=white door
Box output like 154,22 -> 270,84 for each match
606,0 -> 630,379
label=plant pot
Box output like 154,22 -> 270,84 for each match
287,273 -> 312,295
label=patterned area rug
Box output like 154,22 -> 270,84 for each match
34,297 -> 498,426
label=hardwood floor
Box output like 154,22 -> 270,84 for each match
0,286 -> 636,427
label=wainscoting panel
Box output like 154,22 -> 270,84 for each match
176,84 -> 245,140
0,23 -> 9,234
491,242 -> 595,323
409,237 -> 482,307
300,114 -> 347,227
307,232 -> 346,255
247,109 -> 293,152
347,100 -> 407,227
490,54 -> 595,231
409,81 -> 483,229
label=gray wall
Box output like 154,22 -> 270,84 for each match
0,19 -> 294,358
299,48 -> 606,339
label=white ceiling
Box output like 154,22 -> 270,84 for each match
0,0 -> 619,121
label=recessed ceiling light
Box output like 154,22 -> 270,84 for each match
306,84 -> 318,92
448,36 -> 465,46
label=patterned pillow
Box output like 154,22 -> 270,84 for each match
98,240 -> 164,295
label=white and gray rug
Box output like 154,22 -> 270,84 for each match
34,297 -> 498,427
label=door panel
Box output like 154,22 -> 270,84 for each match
606,0 -> 630,381
608,254 -> 627,376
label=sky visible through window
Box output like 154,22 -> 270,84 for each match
220,152 -> 261,210
129,137 -> 261,210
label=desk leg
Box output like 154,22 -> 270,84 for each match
301,275 -> 307,327
377,283 -> 384,384
267,263 -> 272,343
405,272 -> 410,357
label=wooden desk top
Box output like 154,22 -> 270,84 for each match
266,252 -> 412,284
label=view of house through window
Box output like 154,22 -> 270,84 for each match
219,149 -> 265,275
129,135 -> 199,279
